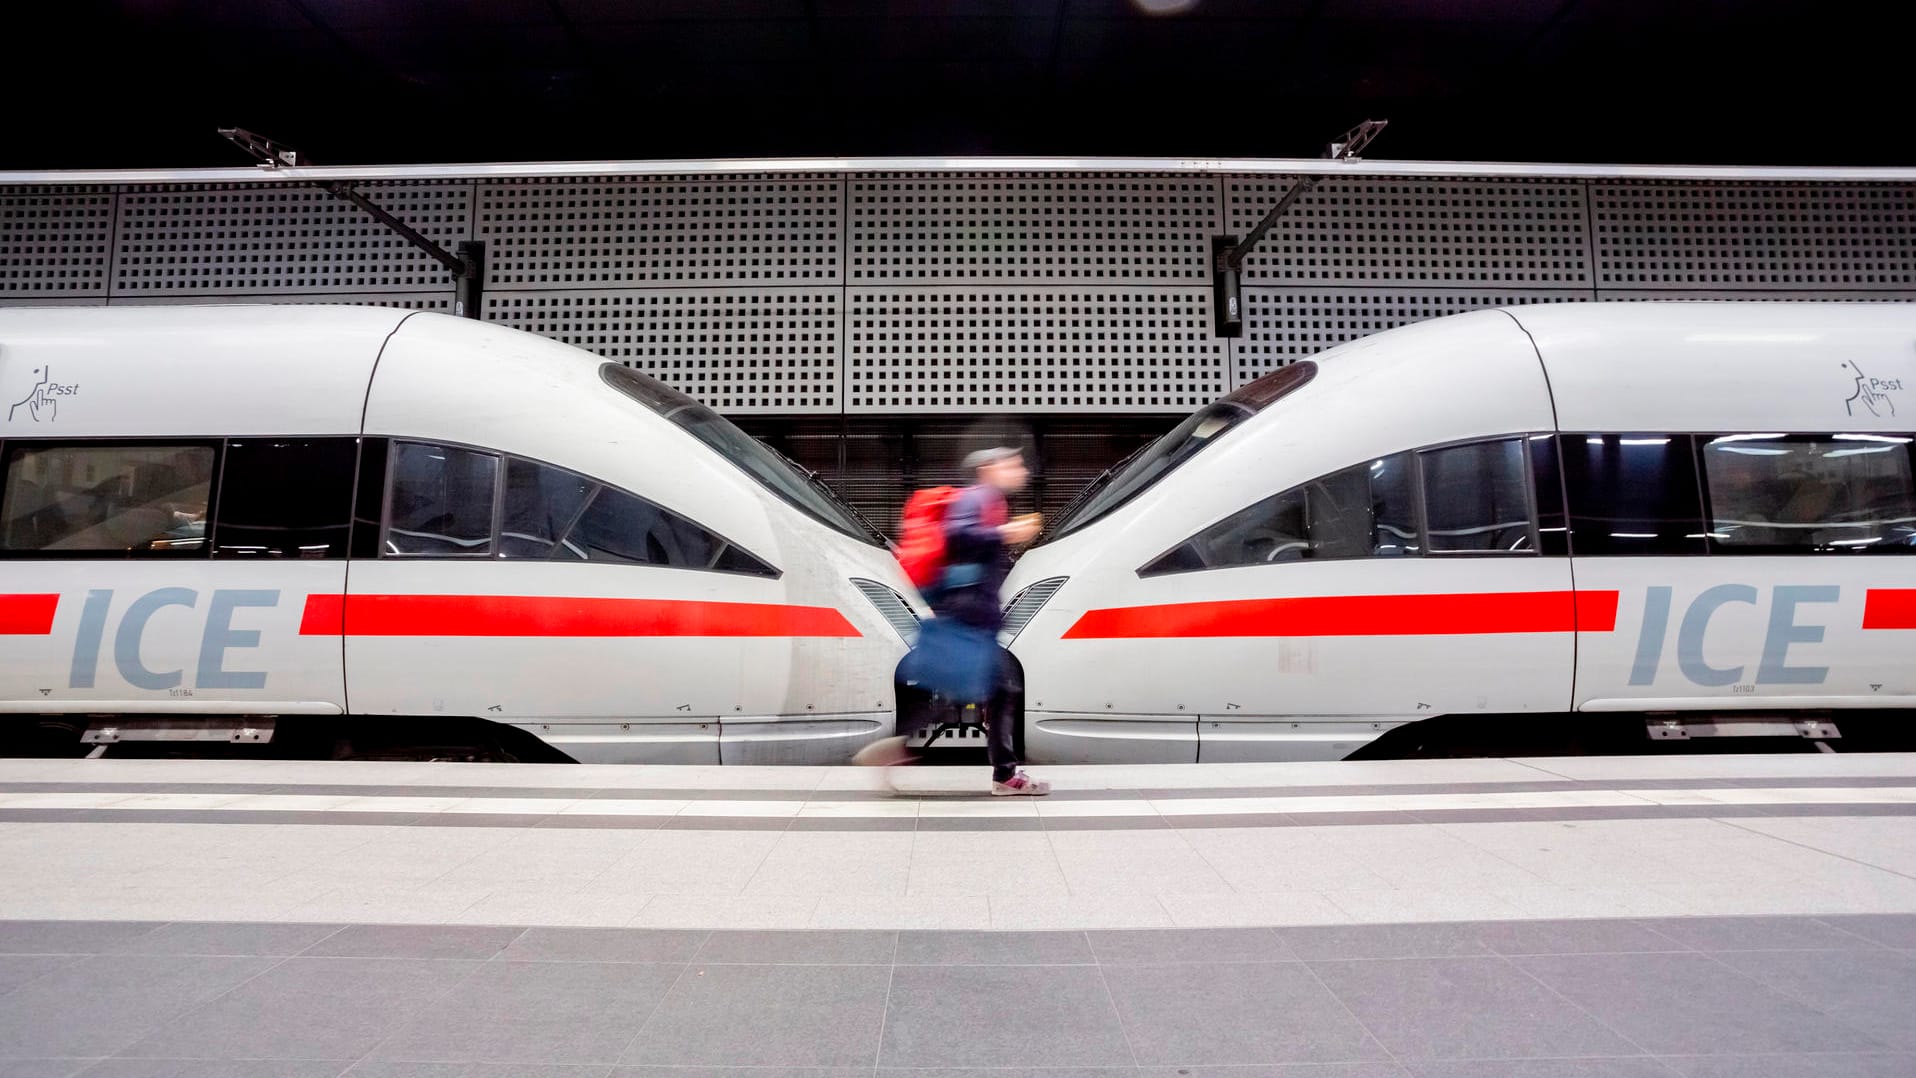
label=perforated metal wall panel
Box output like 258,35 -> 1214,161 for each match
476,176 -> 842,288
848,174 -> 1217,284
846,287 -> 1225,413
1591,181 -> 1916,291
485,289 -> 841,413
1225,176 -> 1592,287
1,187 -> 114,298
111,182 -> 471,296
1232,288 -> 1584,385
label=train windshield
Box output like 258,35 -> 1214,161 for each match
1041,361 -> 1318,542
600,364 -> 886,545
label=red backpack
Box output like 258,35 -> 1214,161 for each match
895,486 -> 959,589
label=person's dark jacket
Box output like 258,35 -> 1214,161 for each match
929,483 -> 1009,631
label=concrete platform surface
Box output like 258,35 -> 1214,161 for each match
1,754 -> 1914,1077
0,754 -> 1913,928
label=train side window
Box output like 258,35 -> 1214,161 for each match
1701,433 -> 1916,553
214,438 -> 357,558
1559,434 -> 1707,556
0,442 -> 216,556
499,455 -> 778,576
1139,451 -> 1421,575
500,457 -> 593,560
563,485 -> 775,576
1420,438 -> 1534,554
385,441 -> 498,557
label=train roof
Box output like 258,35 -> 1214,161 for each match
0,305 -> 414,438
1502,301 -> 1916,433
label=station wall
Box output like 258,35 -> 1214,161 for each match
4,169 -> 1914,528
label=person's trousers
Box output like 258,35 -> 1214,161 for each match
983,646 -> 1022,783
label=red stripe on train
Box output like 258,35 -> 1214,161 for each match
297,594 -> 861,638
0,594 -> 58,635
1862,589 -> 1916,629
1061,589 -> 1619,640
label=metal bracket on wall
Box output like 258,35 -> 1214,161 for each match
1212,119 -> 1388,337
217,127 -> 484,318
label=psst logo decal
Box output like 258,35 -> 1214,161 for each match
6,361 -> 79,423
1843,360 -> 1902,418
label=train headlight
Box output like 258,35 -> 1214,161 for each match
999,576 -> 1069,646
851,578 -> 921,644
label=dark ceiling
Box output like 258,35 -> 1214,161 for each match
4,0 -> 1902,170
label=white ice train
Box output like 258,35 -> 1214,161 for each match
0,306 -> 924,763
1000,302 -> 1916,763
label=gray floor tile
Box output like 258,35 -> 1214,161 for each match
1816,915 -> 1916,950
301,925 -> 524,960
1660,1053 -> 1916,1078
626,964 -> 889,1067
1280,924 -> 1491,961
1311,956 -> 1640,1061
693,931 -> 896,965
110,923 -> 345,957
879,964 -> 1131,1067
371,961 -> 682,1066
1136,1066 -> 1413,1077
78,1062 -> 351,1077
0,955 -> 76,996
1087,928 -> 1297,964
893,930 -> 1092,965
498,929 -> 706,964
1516,953 -> 1880,1055
632,965 -> 892,1064
121,956 -> 479,1060
1644,916 -> 1879,952
887,1070 -> 1136,1078
1474,920 -> 1688,957
349,1062 -> 609,1077
0,955 -> 279,1057
0,924 -> 163,955
623,1069 -> 870,1078
1101,960 -> 1389,1065
1406,1062 -> 1676,1078
342,1072 -> 605,1078
1712,948 -> 1916,1050
0,1062 -> 95,1078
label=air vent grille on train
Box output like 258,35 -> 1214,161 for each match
851,578 -> 921,644
999,576 -> 1069,645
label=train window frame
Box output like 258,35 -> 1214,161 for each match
1696,432 -> 1916,555
1416,435 -> 1542,557
381,441 -> 502,559
1559,433 -> 1710,557
1135,432 -> 1548,577
374,437 -> 780,578
212,436 -> 359,560
0,436 -> 225,560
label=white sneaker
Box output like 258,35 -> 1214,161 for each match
991,771 -> 1051,796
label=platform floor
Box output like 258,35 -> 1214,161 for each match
0,754 -> 1913,1077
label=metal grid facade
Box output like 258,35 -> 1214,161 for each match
4,170 -> 1914,417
